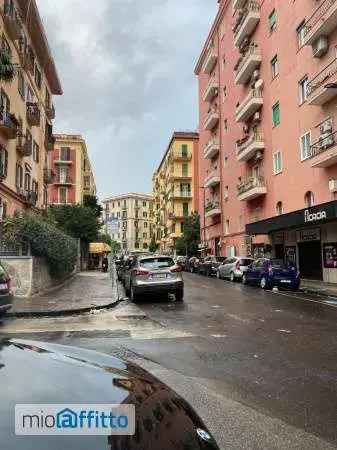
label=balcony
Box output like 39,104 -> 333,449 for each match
172,152 -> 192,161
233,1 -> 261,48
303,0 -> 337,46
16,133 -> 32,157
26,103 -> 40,127
54,175 -> 73,185
236,131 -> 264,162
308,130 -> 337,167
203,78 -> 218,102
3,3 -> 21,40
202,48 -> 217,74
233,0 -> 247,9
172,190 -> 192,199
204,138 -> 220,159
204,170 -> 220,189
204,110 -> 219,130
235,89 -> 263,122
307,58 -> 337,106
43,168 -> 55,184
46,104 -> 55,120
234,45 -> 262,85
205,201 -> 221,218
237,176 -> 267,201
0,109 -> 18,139
54,157 -> 72,165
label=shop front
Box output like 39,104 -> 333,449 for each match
246,200 -> 337,283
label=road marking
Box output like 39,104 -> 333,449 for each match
227,313 -> 249,323
274,291 -> 337,309
211,334 -> 227,338
277,329 -> 292,334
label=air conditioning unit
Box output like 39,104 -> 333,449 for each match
320,121 -> 333,134
312,36 -> 328,58
252,111 -> 261,122
255,150 -> 263,160
329,179 -> 337,193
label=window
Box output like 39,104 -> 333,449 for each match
224,186 -> 229,199
269,9 -> 277,33
276,201 -> 283,215
33,141 -> 39,163
225,220 -> 230,235
224,119 -> 228,132
60,147 -> 70,161
224,155 -> 228,168
15,164 -> 23,188
271,55 -> 279,79
122,210 -> 127,219
134,220 -> 138,228
299,76 -> 308,105
24,170 -> 31,191
180,222 -> 184,233
305,191 -> 314,207
143,211 -> 147,218
222,86 -> 227,102
0,148 -> 8,178
273,151 -> 282,174
300,131 -> 311,160
183,202 -> 189,217
45,88 -> 51,108
143,233 -> 147,239
181,144 -> 188,157
144,222 -> 148,228
18,71 -> 25,99
143,243 -> 148,249
135,242 -> 139,249
135,210 -> 139,218
297,21 -> 306,48
34,65 -> 42,89
272,102 -> 280,127
182,162 -> 188,177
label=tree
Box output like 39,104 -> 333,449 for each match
175,212 -> 200,257
97,232 -> 112,246
83,195 -> 103,218
0,49 -> 16,82
149,234 -> 159,253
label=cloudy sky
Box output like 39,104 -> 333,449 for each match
36,0 -> 217,199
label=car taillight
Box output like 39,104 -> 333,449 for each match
135,269 -> 150,276
170,265 -> 182,273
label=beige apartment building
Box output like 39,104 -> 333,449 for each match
0,0 -> 62,218
49,134 -> 96,205
103,193 -> 154,253
153,131 -> 199,254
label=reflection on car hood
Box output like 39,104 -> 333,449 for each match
0,339 -> 219,450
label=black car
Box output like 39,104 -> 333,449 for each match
0,339 -> 219,450
0,261 -> 12,316
198,256 -> 227,277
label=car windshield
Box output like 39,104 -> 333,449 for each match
240,259 -> 253,266
215,257 -> 227,263
270,259 -> 287,269
140,258 -> 175,270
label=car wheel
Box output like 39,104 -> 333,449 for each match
230,272 -> 235,282
260,277 -> 270,290
175,290 -> 184,302
130,286 -> 140,303
242,274 -> 248,285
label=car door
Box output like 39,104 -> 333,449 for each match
223,258 -> 233,278
248,259 -> 262,284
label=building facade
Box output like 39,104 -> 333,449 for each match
0,0 -> 62,218
196,0 -> 337,282
153,131 -> 199,253
49,134 -> 96,205
103,193 -> 154,253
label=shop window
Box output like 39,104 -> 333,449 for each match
304,191 -> 314,207
276,201 -> 283,215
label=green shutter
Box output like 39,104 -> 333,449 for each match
183,203 -> 189,217
272,103 -> 280,126
182,144 -> 188,157
269,9 -> 277,30
182,163 -> 188,176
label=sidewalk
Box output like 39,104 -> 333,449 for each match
301,279 -> 337,298
9,271 -> 120,318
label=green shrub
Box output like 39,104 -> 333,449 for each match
3,214 -> 78,279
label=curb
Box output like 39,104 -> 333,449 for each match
7,266 -> 124,319
300,287 -> 337,299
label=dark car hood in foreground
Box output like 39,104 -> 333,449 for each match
0,339 -> 218,450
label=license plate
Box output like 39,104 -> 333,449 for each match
281,280 -> 291,283
152,274 -> 167,279
0,283 -> 8,290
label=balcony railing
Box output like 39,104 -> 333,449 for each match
204,110 -> 219,130
303,0 -> 337,45
26,103 -> 40,127
236,131 -> 264,161
4,1 -> 21,40
205,201 -> 221,218
233,0 -> 247,9
173,190 -> 192,198
233,1 -> 261,48
202,47 -> 217,74
203,78 -> 218,102
55,175 -> 73,185
0,108 -> 18,139
204,138 -> 220,160
307,57 -> 337,105
237,176 -> 267,201
308,130 -> 337,167
234,44 -> 262,85
235,88 -> 263,122
16,133 -> 32,157
204,170 -> 220,189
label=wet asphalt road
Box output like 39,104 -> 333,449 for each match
2,273 -> 337,449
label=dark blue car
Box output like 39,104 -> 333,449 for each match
242,258 -> 300,291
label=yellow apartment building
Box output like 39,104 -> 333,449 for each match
153,131 -> 199,254
0,0 -> 62,218
49,134 -> 96,205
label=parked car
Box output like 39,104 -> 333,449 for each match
186,256 -> 200,273
0,339 -> 219,450
198,256 -> 227,277
117,255 -> 135,285
176,256 -> 187,271
0,261 -> 12,316
242,258 -> 300,291
217,256 -> 255,282
125,255 -> 184,302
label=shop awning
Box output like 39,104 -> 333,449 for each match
246,200 -> 337,235
89,243 -> 111,254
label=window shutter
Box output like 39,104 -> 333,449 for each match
4,150 -> 8,177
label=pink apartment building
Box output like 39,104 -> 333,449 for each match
196,0 -> 337,282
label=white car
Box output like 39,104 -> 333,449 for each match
217,257 -> 255,282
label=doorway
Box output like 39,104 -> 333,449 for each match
274,244 -> 285,261
298,241 -> 323,280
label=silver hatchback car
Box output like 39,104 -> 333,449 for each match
217,256 -> 255,282
124,255 -> 184,302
